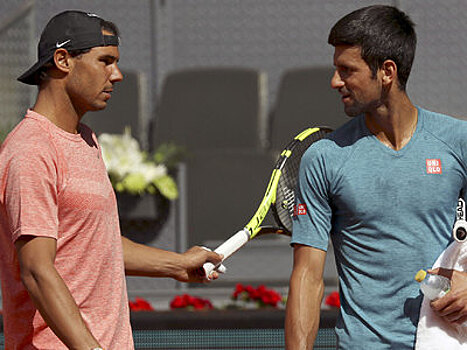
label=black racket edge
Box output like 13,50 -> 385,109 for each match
272,126 -> 333,231
255,225 -> 291,237
273,126 -> 334,172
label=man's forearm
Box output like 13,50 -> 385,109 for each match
285,245 -> 327,350
122,236 -> 184,278
285,271 -> 324,349
21,265 -> 101,349
13,237 -> 101,350
122,236 -> 223,283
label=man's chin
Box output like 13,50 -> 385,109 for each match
90,102 -> 108,112
343,106 -> 361,118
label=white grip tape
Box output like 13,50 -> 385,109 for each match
203,229 -> 250,278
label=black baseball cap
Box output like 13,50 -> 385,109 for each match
18,10 -> 119,85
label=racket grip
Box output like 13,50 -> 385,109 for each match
203,229 -> 250,278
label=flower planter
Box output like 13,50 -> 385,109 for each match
116,192 -> 170,243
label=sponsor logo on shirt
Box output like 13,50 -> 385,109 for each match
293,203 -> 307,216
426,159 -> 442,174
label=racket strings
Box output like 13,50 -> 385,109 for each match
274,129 -> 331,231
283,188 -> 295,216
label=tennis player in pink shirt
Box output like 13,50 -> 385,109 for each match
0,10 -> 222,350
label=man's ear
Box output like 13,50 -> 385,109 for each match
381,59 -> 397,86
53,48 -> 73,74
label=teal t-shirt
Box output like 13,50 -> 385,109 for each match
291,107 -> 467,349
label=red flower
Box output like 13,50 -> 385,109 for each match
245,285 -> 257,299
230,283 -> 284,308
170,294 -> 213,310
232,283 -> 245,299
193,297 -> 212,310
184,294 -> 196,305
324,291 -> 340,308
129,297 -> 154,311
170,295 -> 187,309
260,289 -> 282,307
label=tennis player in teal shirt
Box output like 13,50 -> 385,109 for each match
285,5 -> 467,350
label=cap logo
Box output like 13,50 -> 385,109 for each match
56,39 -> 71,48
87,13 -> 100,18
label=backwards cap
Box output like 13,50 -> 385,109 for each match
18,10 -> 119,85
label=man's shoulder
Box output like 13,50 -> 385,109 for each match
301,117 -> 363,171
421,107 -> 467,132
306,117 -> 364,155
420,107 -> 467,150
1,117 -> 57,160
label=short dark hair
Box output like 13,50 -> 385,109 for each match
328,5 -> 416,90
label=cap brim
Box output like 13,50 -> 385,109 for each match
17,53 -> 54,85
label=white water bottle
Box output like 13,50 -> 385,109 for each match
415,269 -> 451,300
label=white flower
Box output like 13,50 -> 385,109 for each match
136,163 -> 167,183
99,130 -> 145,178
97,128 -> 176,198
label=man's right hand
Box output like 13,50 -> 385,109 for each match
177,246 -> 224,283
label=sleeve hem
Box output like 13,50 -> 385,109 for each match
289,239 -> 328,252
12,228 -> 58,243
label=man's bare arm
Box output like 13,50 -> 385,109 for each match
122,236 -> 223,282
15,236 -> 101,350
285,244 -> 327,350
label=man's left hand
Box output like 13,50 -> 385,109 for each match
429,268 -> 467,325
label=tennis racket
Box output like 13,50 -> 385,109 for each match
203,126 -> 333,278
453,198 -> 467,243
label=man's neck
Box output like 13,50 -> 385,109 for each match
364,91 -> 418,151
32,82 -> 84,134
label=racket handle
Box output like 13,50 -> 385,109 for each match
203,229 -> 250,279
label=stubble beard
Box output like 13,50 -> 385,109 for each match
343,97 -> 383,118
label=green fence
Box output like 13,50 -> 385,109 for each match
0,309 -> 338,349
